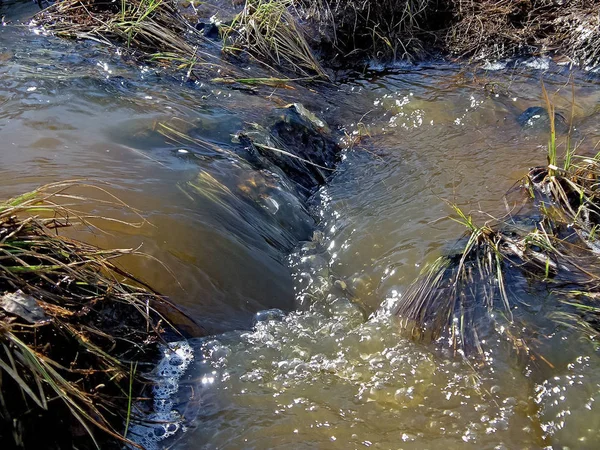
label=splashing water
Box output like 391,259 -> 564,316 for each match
173,295 -> 547,449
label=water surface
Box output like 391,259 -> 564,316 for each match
2,3 -> 600,448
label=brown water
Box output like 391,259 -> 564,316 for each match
2,2 -> 600,449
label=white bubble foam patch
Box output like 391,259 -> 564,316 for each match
128,341 -> 194,450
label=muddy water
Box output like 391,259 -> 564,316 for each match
2,2 -> 600,449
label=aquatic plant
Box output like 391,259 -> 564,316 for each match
393,93 -> 600,361
0,181 -> 194,449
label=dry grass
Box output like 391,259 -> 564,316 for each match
445,0 -> 533,60
446,0 -> 600,64
223,0 -> 328,78
33,0 -> 220,78
0,181 -> 192,449
299,0 -> 438,63
242,0 -> 600,66
296,0 -> 600,65
32,0 -> 600,73
553,7 -> 600,68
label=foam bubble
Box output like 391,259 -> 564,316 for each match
482,60 -> 508,71
128,341 -> 194,449
521,57 -> 550,70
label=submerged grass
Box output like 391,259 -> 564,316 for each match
393,210 -> 518,357
0,181 -> 191,449
151,117 -> 237,157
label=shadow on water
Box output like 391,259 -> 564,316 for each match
3,2 -> 600,447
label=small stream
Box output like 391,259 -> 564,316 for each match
2,2 -> 600,449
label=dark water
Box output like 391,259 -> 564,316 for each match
2,2 -> 600,449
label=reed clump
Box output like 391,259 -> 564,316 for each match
0,181 -> 187,449
393,92 -> 600,361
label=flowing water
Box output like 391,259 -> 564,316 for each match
2,2 -> 600,449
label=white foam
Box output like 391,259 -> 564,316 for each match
482,60 -> 508,71
521,57 -> 550,71
128,341 -> 194,449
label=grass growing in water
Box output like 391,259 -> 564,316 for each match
393,92 -> 600,361
0,181 -> 192,449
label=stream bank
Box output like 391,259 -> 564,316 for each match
32,0 -> 600,81
0,182 -> 200,450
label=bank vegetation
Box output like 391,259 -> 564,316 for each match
0,181 -> 195,449
32,0 -> 600,78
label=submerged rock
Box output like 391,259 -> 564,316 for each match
517,106 -> 568,133
238,103 -> 340,194
195,21 -> 220,39
236,169 -> 315,242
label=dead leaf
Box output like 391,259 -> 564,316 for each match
0,291 -> 49,324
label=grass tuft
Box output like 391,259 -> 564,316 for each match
0,181 -> 195,449
33,0 -> 219,78
223,0 -> 328,78
393,90 -> 600,361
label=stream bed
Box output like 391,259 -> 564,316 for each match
2,1 -> 600,449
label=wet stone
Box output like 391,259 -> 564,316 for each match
195,21 -> 220,40
239,103 -> 341,194
254,308 -> 286,324
516,106 -> 568,134
0,290 -> 48,324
